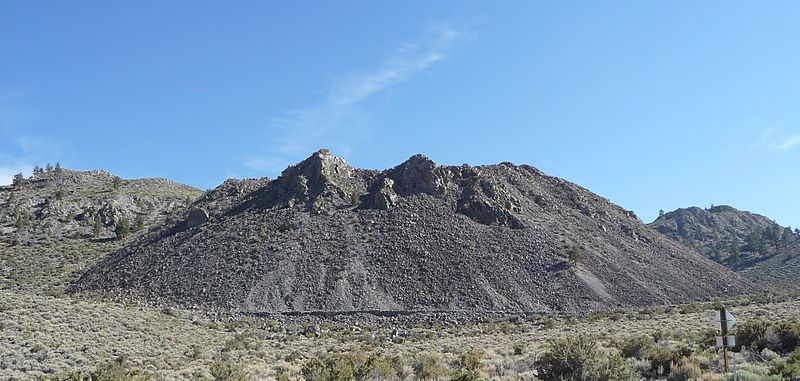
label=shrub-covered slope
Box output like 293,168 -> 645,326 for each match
0,168 -> 203,294
73,150 -> 754,313
650,206 -> 799,289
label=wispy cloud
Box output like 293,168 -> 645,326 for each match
244,23 -> 470,175
778,135 -> 800,151
753,128 -> 800,152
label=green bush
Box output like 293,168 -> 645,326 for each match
355,354 -> 395,381
48,358 -> 152,381
667,357 -> 701,381
450,349 -> 485,381
775,320 -> 800,353
737,319 -> 800,354
535,336 -> 637,381
615,335 -> 655,359
737,320 -> 770,352
302,352 -> 396,381
601,352 -> 639,381
568,247 -> 582,266
644,344 -> 692,376
302,358 -> 330,381
414,353 -> 449,380
327,355 -> 355,381
114,218 -> 130,239
210,359 -> 249,381
770,348 -> 800,378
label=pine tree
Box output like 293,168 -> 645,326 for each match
729,231 -> 740,263
712,246 -> 722,263
730,243 -> 740,264
781,228 -> 794,247
114,217 -> 130,239
135,213 -> 146,231
112,176 -> 123,191
13,205 -> 31,228
12,173 -> 25,188
93,215 -> 103,238
746,229 -> 767,254
658,209 -> 665,217
54,162 -> 62,176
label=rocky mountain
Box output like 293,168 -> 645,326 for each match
72,150 -> 754,313
0,168 -> 203,295
650,205 -> 799,289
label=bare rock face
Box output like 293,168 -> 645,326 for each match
266,149 -> 362,215
384,154 -> 449,196
72,150 -> 755,314
457,177 -> 524,229
371,178 -> 399,210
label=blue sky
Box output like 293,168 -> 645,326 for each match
1,1 -> 799,227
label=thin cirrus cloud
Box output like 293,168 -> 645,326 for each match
244,23 -> 469,175
753,129 -> 800,152
778,135 -> 800,151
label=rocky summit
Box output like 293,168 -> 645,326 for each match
72,150 -> 754,314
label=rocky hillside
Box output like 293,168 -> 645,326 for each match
739,238 -> 800,289
650,206 -> 799,289
649,206 -> 798,265
73,150 -> 754,314
0,167 -> 203,295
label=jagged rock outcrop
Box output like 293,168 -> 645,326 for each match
370,178 -> 399,210
72,151 -> 755,313
263,149 -> 363,215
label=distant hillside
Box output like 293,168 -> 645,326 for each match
73,150 -> 754,314
740,239 -> 800,289
649,205 -> 799,289
0,167 -> 203,295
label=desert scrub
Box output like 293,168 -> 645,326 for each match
534,336 -> 637,381
769,348 -> 800,378
414,353 -> 449,380
644,344 -> 692,377
614,335 -> 655,359
210,359 -> 249,381
736,319 -> 800,354
48,358 -> 153,381
450,349 -> 485,381
667,356 -> 701,381
301,351 -> 396,381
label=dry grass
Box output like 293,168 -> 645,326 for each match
2,289 -> 800,380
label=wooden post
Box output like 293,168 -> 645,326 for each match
720,307 -> 729,374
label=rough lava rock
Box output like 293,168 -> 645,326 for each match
71,150 -> 756,314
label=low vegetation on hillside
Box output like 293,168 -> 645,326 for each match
0,167 -> 203,295
3,289 -> 800,380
